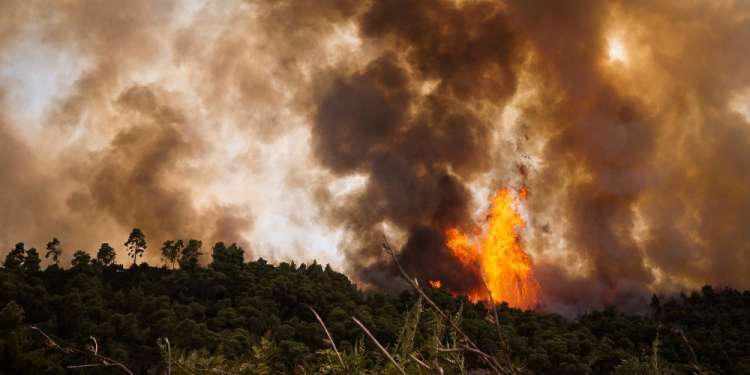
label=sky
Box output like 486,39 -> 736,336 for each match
2,0 -> 750,311
0,0 -> 359,268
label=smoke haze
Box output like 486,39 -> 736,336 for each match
1,0 -> 749,311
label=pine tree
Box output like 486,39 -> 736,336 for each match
125,228 -> 147,266
45,238 -> 62,266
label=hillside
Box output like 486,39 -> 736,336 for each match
1,242 -> 749,374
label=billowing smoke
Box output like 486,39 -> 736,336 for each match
312,0 -> 750,310
311,0 -> 518,294
1,0 -> 749,311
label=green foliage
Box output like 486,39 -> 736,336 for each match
0,248 -> 748,374
0,301 -> 24,330
159,335 -> 283,374
124,228 -> 147,266
96,242 -> 117,267
396,295 -> 422,360
45,237 -> 62,266
0,301 -> 61,373
71,250 -> 91,269
3,243 -> 26,270
23,248 -> 41,273
161,239 -> 183,269
4,244 -> 42,274
211,242 -> 245,273
179,239 -> 202,270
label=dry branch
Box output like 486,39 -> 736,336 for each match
352,316 -> 406,375
381,238 -> 515,375
306,304 -> 347,371
29,325 -> 133,375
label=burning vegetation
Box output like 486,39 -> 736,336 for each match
439,188 -> 540,309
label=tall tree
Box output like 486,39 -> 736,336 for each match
23,248 -> 41,273
179,239 -> 202,270
124,228 -> 147,266
3,243 -> 26,270
210,242 -> 245,273
45,238 -> 62,266
96,243 -> 117,267
161,239 -> 184,269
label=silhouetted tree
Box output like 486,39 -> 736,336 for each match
650,294 -> 661,318
45,238 -> 62,266
124,228 -> 147,266
210,242 -> 245,273
3,243 -> 25,270
179,239 -> 202,270
71,250 -> 91,269
161,240 -> 184,269
22,248 -> 41,273
96,243 -> 116,267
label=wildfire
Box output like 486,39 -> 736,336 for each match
429,280 -> 442,289
444,188 -> 541,309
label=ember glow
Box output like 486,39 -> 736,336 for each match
445,188 -> 541,309
428,279 -> 442,289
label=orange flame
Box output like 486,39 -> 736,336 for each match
429,280 -> 442,288
444,188 -> 541,309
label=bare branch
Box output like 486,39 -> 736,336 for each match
381,238 -> 513,374
164,337 -> 172,375
409,353 -> 432,370
352,317 -> 405,375
480,275 -> 516,370
306,304 -> 347,371
88,336 -> 99,355
674,328 -> 705,375
29,326 -> 133,375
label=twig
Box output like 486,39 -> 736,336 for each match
410,353 -> 432,370
164,337 -> 172,375
480,275 -> 516,370
437,348 -> 465,353
68,363 -> 115,369
480,276 -> 505,347
352,317 -> 405,375
674,328 -> 705,374
306,304 -> 347,371
89,336 -> 99,355
29,326 -> 133,375
382,238 -> 512,374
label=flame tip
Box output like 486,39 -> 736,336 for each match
444,187 -> 540,309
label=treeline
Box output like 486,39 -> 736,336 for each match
2,228 -> 227,272
0,230 -> 749,374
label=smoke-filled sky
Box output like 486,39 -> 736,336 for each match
1,0 -> 749,311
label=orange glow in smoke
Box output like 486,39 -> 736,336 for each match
429,279 -> 442,289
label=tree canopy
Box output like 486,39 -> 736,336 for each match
0,232 -> 749,374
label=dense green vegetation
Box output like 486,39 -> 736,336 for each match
1,232 -> 749,374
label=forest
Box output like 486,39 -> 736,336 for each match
1,230 -> 749,374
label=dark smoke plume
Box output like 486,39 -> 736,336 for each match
311,0 -> 750,310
